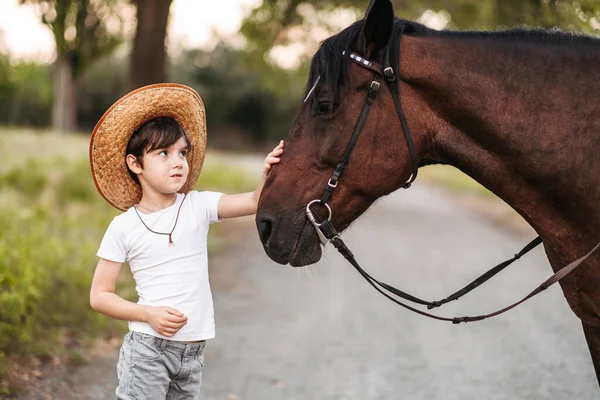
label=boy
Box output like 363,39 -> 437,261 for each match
88,84 -> 283,399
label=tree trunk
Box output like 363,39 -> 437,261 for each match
129,0 -> 173,90
52,55 -> 77,132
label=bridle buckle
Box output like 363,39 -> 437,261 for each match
369,81 -> 381,95
384,67 -> 395,82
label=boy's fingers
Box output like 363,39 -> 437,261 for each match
164,321 -> 184,329
166,307 -> 184,316
167,315 -> 187,323
164,320 -> 186,329
165,312 -> 187,321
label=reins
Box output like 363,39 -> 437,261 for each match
304,29 -> 600,323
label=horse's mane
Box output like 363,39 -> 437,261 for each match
306,18 -> 600,104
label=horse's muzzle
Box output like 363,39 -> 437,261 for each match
256,209 -> 323,266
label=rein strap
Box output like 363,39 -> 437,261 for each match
330,231 -> 600,324
305,38 -> 597,323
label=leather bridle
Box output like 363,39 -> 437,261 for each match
303,32 -> 600,323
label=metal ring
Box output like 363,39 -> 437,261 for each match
306,200 -> 332,227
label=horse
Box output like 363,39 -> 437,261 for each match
255,0 -> 600,384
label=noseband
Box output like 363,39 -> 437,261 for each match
304,31 -> 600,323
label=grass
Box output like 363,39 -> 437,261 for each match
0,127 -> 259,396
0,127 -> 507,396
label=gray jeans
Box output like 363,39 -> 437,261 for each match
116,331 -> 206,399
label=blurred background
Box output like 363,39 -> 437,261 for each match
1,0 -> 599,398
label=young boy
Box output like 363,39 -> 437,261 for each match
88,84 -> 283,399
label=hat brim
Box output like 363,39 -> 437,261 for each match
90,83 -> 207,211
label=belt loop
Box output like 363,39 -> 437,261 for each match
196,340 -> 205,356
155,336 -> 167,351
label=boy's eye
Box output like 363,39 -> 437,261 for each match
159,151 -> 167,156
180,150 -> 187,157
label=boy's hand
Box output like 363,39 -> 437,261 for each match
145,306 -> 188,337
263,140 -> 284,177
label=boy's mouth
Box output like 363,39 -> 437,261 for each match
171,173 -> 183,178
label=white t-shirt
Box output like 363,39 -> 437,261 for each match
96,190 -> 223,341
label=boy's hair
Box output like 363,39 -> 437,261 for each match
126,117 -> 193,184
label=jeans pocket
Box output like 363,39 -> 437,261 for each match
194,347 -> 206,369
131,333 -> 162,362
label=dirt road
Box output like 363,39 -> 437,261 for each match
19,182 -> 599,399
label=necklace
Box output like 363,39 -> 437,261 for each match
134,194 -> 187,245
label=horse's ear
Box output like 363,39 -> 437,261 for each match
360,0 -> 394,59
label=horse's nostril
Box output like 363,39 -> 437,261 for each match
257,218 -> 273,244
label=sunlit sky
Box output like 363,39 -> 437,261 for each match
0,0 -> 261,62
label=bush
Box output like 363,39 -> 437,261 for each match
77,53 -> 128,131
0,155 -> 123,384
9,62 -> 53,127
0,52 -> 128,130
0,159 -> 48,199
0,134 -> 257,391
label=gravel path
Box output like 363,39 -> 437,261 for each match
203,183 -> 598,400
17,181 -> 599,399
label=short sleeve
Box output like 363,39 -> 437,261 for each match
189,190 -> 223,225
204,191 -> 224,224
96,216 -> 127,262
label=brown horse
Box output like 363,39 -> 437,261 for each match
256,0 -> 600,383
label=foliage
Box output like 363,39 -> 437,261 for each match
0,59 -> 52,127
171,44 -> 306,146
241,0 -> 600,60
0,44 -> 300,144
0,54 -> 16,123
77,51 -> 128,131
0,52 -> 127,129
20,0 -> 128,77
0,157 -> 119,362
0,129 -> 258,394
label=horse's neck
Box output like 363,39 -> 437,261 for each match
401,35 -> 600,250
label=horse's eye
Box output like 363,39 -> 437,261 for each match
317,101 -> 331,114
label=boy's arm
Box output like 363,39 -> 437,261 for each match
217,140 -> 284,219
90,258 -> 187,337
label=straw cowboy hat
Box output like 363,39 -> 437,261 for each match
89,83 -> 207,211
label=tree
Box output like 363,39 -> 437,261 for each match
241,0 -> 600,64
129,0 -> 173,90
21,0 -> 126,132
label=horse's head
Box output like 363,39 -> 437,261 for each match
257,0 -> 431,266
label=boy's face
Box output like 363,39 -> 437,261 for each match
138,136 -> 190,195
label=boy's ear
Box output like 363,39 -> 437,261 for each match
126,154 -> 143,175
360,0 -> 394,59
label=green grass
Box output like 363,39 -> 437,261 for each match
0,127 -> 259,395
0,127 -> 502,396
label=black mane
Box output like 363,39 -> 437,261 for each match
305,18 -> 600,104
